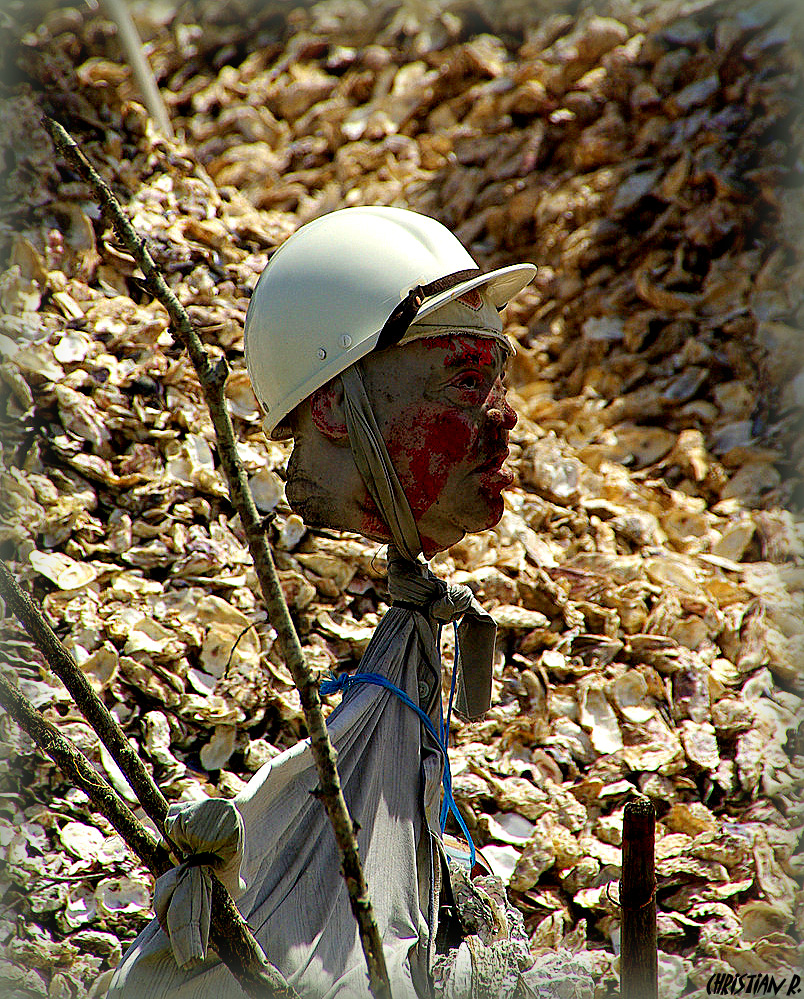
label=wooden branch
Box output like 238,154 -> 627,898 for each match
43,115 -> 392,999
0,593 -> 299,999
0,666 -> 172,878
620,796 -> 658,999
101,0 -> 174,139
0,558 -> 171,825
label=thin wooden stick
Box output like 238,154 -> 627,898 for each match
0,666 -> 172,878
0,559 -> 170,823
101,0 -> 174,139
620,796 -> 658,999
0,618 -> 299,999
43,114 -> 392,999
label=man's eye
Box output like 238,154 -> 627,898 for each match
454,372 -> 482,390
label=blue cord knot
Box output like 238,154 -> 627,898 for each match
320,628 -> 475,869
320,672 -> 350,696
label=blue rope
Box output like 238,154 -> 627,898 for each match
440,622 -> 460,831
320,634 -> 475,869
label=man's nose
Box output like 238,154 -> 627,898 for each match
486,381 -> 517,430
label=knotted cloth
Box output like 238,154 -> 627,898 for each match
153,800 -> 246,971
387,547 -> 495,720
109,357 -> 497,999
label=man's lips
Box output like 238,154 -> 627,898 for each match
474,448 -> 513,491
476,448 -> 509,472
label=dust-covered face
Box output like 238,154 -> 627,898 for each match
352,333 -> 516,557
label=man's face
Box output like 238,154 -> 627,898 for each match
359,333 -> 516,557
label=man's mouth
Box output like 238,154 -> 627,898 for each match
474,449 -> 513,491
476,448 -> 509,472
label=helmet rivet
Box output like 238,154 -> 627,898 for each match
341,335 -> 352,348
317,348 -> 327,360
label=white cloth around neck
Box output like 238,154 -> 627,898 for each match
338,363 -> 422,561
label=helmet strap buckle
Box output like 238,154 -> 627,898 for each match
373,268 -> 483,353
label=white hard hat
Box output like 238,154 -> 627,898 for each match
244,206 -> 536,439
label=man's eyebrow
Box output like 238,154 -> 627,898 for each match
443,345 -> 507,369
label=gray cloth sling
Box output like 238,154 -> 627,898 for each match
107,363 -> 496,999
339,364 -> 494,719
339,365 -> 422,563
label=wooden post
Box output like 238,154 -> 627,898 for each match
101,0 -> 174,138
620,796 -> 658,999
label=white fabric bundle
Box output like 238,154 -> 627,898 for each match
153,799 -> 246,971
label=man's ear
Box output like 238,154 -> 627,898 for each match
310,376 -> 348,441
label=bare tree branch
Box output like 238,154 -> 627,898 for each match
42,114 -> 392,999
0,665 -> 172,878
0,593 -> 300,999
0,558 -> 171,825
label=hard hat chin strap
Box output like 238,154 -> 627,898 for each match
373,268 -> 482,352
338,363 -> 423,562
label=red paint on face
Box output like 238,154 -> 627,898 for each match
360,334 -> 517,557
441,334 -> 498,370
403,404 -> 472,510
358,505 -> 390,542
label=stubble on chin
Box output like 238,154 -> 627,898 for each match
463,488 -> 507,535
285,473 -> 329,528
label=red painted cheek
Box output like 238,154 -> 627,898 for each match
356,403 -> 475,549
386,403 -> 475,519
386,337 -> 492,520
356,336 -> 506,550
358,505 -> 390,543
355,404 -> 454,542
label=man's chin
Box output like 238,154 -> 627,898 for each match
461,492 -> 506,534
420,501 -> 504,557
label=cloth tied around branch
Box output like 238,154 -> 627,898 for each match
153,799 -> 247,970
